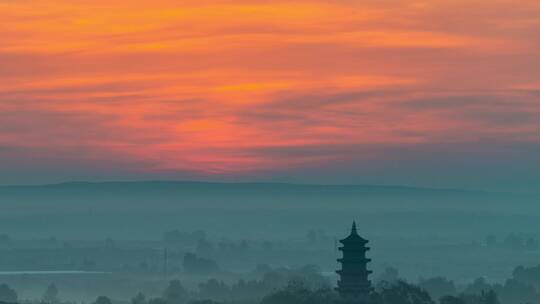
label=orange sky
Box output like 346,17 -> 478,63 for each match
1,0 -> 540,188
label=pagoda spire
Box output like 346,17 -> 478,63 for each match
351,221 -> 358,235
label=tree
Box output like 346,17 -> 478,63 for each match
83,258 -> 96,270
163,280 -> 188,304
198,279 -> 230,299
239,240 -> 249,252
0,234 -> 11,246
183,253 -> 219,274
262,241 -> 273,251
485,235 -> 497,247
104,238 -> 115,249
148,298 -> 167,304
377,267 -> 400,284
495,279 -> 539,304
440,295 -> 466,304
512,265 -> 540,287
503,234 -> 524,250
525,238 -> 539,250
377,281 -> 435,304
196,239 -> 214,256
0,284 -> 18,303
458,290 -> 500,304
419,277 -> 456,300
163,230 -> 206,245
94,296 -> 113,304
482,290 -> 499,304
306,287 -> 338,304
463,278 -> 493,296
262,281 -> 306,304
260,281 -> 337,304
42,283 -> 59,304
132,292 -> 147,304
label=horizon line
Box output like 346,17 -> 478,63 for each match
0,179 -> 525,196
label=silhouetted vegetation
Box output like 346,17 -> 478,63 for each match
183,253 -> 220,275
260,281 -> 336,304
0,284 -> 17,303
42,283 -> 59,304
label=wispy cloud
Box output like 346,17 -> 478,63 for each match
1,0 -> 539,188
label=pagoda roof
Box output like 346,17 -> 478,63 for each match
339,221 -> 369,244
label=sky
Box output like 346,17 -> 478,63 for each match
1,0 -> 539,191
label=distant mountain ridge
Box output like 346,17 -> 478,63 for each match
0,180 -> 505,195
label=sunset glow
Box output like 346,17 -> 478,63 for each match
1,0 -> 540,188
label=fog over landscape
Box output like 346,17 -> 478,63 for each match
0,181 -> 538,303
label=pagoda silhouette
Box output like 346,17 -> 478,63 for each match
336,221 -> 372,303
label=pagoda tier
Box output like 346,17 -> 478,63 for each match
336,221 -> 372,300
337,257 -> 372,263
336,269 -> 373,275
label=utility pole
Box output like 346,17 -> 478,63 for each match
163,247 -> 168,279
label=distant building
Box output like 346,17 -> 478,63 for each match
336,221 -> 372,302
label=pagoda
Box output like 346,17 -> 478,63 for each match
336,221 -> 372,302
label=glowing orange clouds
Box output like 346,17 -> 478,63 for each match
1,0 -> 539,177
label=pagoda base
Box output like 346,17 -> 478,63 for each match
335,294 -> 371,304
